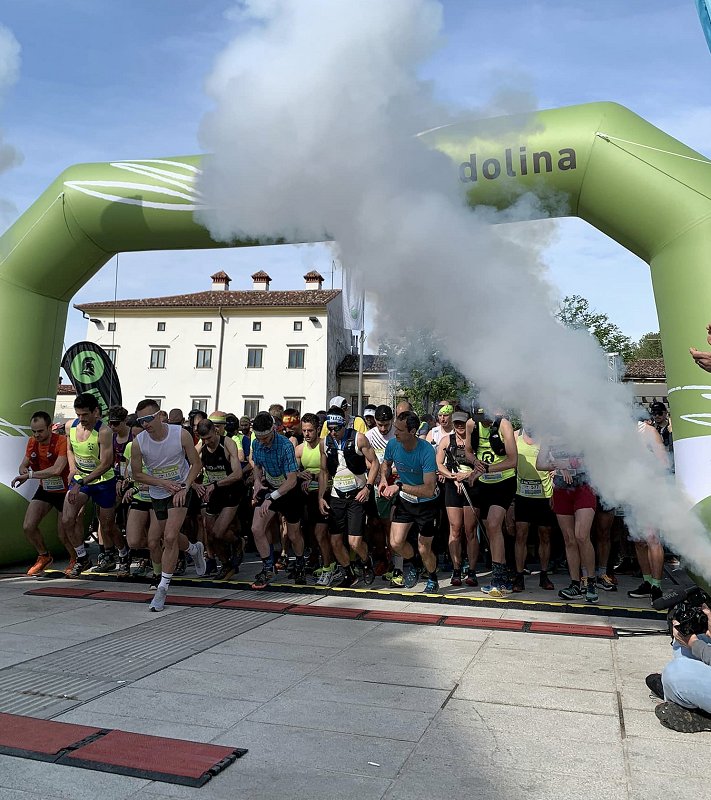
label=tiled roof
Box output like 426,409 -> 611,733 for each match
623,358 -> 666,379
303,270 -> 324,280
210,270 -> 231,281
57,384 -> 75,395
338,354 -> 390,374
251,270 -> 271,280
75,289 -> 341,312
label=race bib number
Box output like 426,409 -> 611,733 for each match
480,471 -> 502,483
334,474 -> 358,492
41,476 -> 65,492
75,455 -> 96,472
519,479 -> 544,498
265,471 -> 286,488
205,469 -> 228,482
152,464 -> 181,481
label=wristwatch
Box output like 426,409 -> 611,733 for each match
366,483 -> 373,492
396,481 -> 403,489
76,477 -> 85,486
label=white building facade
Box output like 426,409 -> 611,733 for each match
74,271 -> 350,417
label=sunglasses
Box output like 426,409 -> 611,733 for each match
327,424 -> 344,432
136,413 -> 159,426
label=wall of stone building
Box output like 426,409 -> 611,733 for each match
337,373 -> 391,410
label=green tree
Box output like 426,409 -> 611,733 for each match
379,328 -> 472,416
631,331 -> 663,360
556,294 -> 636,362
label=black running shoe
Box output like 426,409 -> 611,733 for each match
293,566 -> 307,586
512,572 -> 525,593
645,673 -> 664,700
334,568 -> 357,588
464,569 -> 478,587
361,555 -> 375,586
251,568 -> 274,589
68,556 -> 92,578
174,555 -> 187,576
655,702 -> 711,733
650,585 -> 663,605
628,580 -> 653,599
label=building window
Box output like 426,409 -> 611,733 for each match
147,397 -> 163,409
149,349 -> 166,369
294,321 -> 302,331
192,398 -> 208,413
288,348 -> 305,369
244,399 -> 260,418
247,348 -> 263,368
350,395 -> 369,411
108,322 -> 116,332
105,348 -> 117,365
157,322 -> 166,332
284,399 -> 302,414
196,348 -> 213,369
253,321 -> 261,332
203,321 -> 212,332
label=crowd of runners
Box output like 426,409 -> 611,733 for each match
12,392 -> 675,612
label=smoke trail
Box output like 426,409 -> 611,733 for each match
197,0 -> 711,577
0,24 -> 22,225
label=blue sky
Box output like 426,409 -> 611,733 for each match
1,0 -> 710,352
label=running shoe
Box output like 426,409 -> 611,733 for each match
558,582 -> 585,601
361,555 -> 375,586
464,570 -> 478,588
424,576 -> 439,593
134,558 -> 149,576
63,557 -> 77,577
614,557 -> 636,575
655,702 -> 711,733
650,585 -> 663,606
313,563 -> 331,577
487,583 -> 511,598
450,569 -> 462,587
251,568 -> 274,589
316,564 -> 336,586
174,555 -> 187,576
149,573 -> 161,589
275,552 -> 289,571
585,581 -> 599,603
191,541 -> 207,577
150,584 -> 168,612
512,572 -> 525,593
403,565 -> 420,589
27,554 -> 53,577
215,565 -> 236,582
67,556 -> 93,578
598,574 -> 617,592
116,556 -> 131,579
645,672 -> 664,700
389,569 -> 404,588
333,567 -> 357,588
293,566 -> 307,586
628,580 -> 653,599
204,557 -> 218,577
538,570 -> 554,590
93,553 -> 115,573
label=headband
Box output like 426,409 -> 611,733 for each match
439,404 -> 453,415
282,414 -> 299,426
326,413 -> 346,427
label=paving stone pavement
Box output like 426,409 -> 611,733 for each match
0,572 -> 706,800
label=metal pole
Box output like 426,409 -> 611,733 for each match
357,329 -> 365,416
214,308 -> 227,409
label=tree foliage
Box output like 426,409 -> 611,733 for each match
378,328 -> 472,416
631,331 -> 663,360
556,294 -> 637,362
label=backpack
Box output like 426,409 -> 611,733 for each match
469,416 -> 506,457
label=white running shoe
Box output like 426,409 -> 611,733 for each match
150,584 -> 168,612
316,566 -> 335,586
192,542 -> 206,577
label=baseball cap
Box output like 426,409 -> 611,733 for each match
452,411 -> 469,423
649,401 -> 667,415
363,405 -> 376,418
239,415 -> 251,425
329,395 -> 348,408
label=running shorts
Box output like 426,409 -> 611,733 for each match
32,487 -> 66,513
469,476 -> 516,520
75,477 -> 117,509
204,484 -> 244,516
305,490 -> 329,526
269,485 -> 304,525
152,489 -> 194,521
129,498 -> 152,513
329,491 -> 366,538
444,479 -> 474,509
552,483 -> 597,516
392,496 -> 438,538
514,495 -> 555,527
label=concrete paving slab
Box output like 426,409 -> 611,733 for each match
0,631 -> 88,657
209,637 -> 345,663
317,659 -> 463,690
271,674 -> 449,712
628,769 -> 710,800
358,622 -> 490,645
325,642 -> 478,672
172,649 -> 319,683
486,629 -> 615,654
625,733 -> 711,774
247,695 -> 433,740
0,754 -> 150,800
211,719 -> 415,779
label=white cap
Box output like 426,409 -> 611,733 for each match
329,395 -> 348,408
363,405 -> 377,417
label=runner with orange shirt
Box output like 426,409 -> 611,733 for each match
11,411 -> 77,576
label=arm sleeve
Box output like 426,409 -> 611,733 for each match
690,639 -> 711,666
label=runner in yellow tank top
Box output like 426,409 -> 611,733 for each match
464,408 -> 518,597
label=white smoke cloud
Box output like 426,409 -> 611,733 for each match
197,0 -> 711,578
0,23 -> 22,225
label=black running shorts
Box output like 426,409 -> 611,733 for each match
392,496 -> 438,538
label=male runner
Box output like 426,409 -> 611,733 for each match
195,418 -> 244,581
250,411 -> 306,588
296,413 -> 335,585
379,411 -> 440,592
318,406 -> 379,587
12,411 -> 75,575
512,425 -> 555,592
426,404 -> 454,448
464,408 -> 518,597
131,399 -> 206,611
63,393 -> 125,577
107,405 -> 133,573
363,405 -> 377,430
283,408 -> 304,446
319,396 -> 367,437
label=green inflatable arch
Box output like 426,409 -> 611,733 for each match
1,100 -> 711,564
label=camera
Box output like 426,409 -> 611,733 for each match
653,585 -> 711,639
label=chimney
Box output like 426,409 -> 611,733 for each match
303,269 -> 324,290
211,270 -> 231,291
251,270 -> 271,291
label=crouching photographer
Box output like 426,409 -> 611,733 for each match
647,586 -> 711,732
